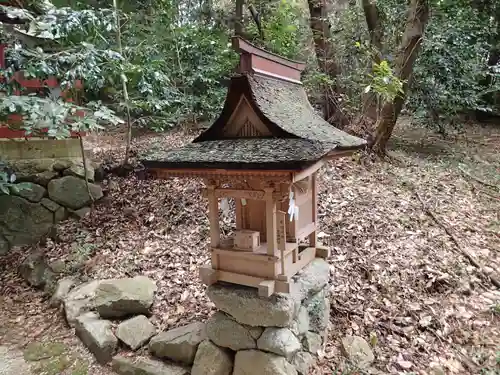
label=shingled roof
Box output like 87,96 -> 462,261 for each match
141,37 -> 366,171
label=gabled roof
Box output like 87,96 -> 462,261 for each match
194,73 -> 365,150
141,37 -> 366,171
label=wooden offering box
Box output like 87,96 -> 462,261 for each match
141,37 -> 366,297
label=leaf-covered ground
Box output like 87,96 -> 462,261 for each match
0,120 -> 499,375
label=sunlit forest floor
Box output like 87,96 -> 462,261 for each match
1,118 -> 499,374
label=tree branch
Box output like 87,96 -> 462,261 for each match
414,189 -> 500,289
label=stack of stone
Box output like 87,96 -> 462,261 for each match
1,159 -> 104,255
192,258 -> 330,375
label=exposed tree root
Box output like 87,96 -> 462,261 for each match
414,189 -> 500,289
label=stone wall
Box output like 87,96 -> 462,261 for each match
0,158 -> 103,255
192,258 -> 330,375
39,258 -> 331,375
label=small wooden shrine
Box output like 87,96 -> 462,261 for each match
141,37 -> 366,297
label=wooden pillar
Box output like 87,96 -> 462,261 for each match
264,187 -> 277,255
207,185 -> 221,248
309,173 -> 318,247
277,210 -> 286,276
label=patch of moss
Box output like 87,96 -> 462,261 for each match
33,355 -> 72,375
71,359 -> 90,375
23,341 -> 66,361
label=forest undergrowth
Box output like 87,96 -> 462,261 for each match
0,119 -> 499,375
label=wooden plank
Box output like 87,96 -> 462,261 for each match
211,251 -> 220,269
150,167 -> 293,179
217,270 -> 264,287
285,247 -> 316,277
297,222 -> 317,241
316,245 -> 331,259
235,199 -> 243,230
207,185 -> 221,248
324,150 -> 356,159
202,188 -> 287,201
213,248 -> 277,262
277,210 -> 286,277
265,188 -> 277,256
309,173 -> 318,247
258,280 -> 275,298
215,188 -> 265,200
275,280 -> 291,294
199,265 -> 218,285
292,160 -> 324,183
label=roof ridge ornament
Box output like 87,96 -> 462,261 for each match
231,36 -> 306,85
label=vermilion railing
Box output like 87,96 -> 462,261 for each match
0,43 -> 86,138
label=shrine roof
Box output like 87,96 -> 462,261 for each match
141,138 -> 332,170
193,73 -> 366,149
140,37 -> 366,171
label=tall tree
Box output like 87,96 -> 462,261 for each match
361,0 -> 383,121
370,0 -> 430,155
307,0 -> 344,126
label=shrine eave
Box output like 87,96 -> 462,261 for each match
140,138 -> 332,171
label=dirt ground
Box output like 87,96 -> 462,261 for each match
0,119 -> 499,375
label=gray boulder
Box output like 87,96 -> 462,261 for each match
71,207 -> 91,220
340,335 -> 375,369
63,276 -> 157,325
93,276 -> 157,318
207,283 -> 298,327
10,182 -> 46,203
149,322 -> 206,365
64,279 -> 101,326
0,234 -> 9,255
257,328 -> 301,359
48,176 -> 103,210
206,312 -> 259,351
52,159 -> 73,172
75,312 -> 118,364
233,350 -> 298,375
292,258 -> 330,302
291,351 -> 315,375
40,198 -> 66,223
112,356 -> 189,375
302,332 -> 322,354
18,251 -> 55,290
290,306 -> 309,338
305,289 -> 330,335
33,170 -> 59,187
0,195 -> 53,246
63,161 -> 95,182
50,277 -> 76,308
191,340 -> 233,375
116,315 -> 157,350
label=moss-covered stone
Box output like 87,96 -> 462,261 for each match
0,195 -> 53,246
23,342 -> 66,361
22,341 -> 89,375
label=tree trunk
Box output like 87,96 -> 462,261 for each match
487,4 -> 500,109
235,0 -> 244,36
307,0 -> 345,126
371,0 -> 430,155
361,0 -> 383,121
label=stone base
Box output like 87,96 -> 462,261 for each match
193,259 -> 331,375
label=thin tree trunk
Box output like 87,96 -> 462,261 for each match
307,0 -> 345,126
113,0 -> 133,166
371,0 -> 430,155
235,0 -> 244,36
361,0 -> 383,121
487,4 -> 500,109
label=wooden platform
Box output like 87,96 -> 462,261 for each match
202,246 -> 329,297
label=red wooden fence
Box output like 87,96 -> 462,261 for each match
0,43 -> 85,138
